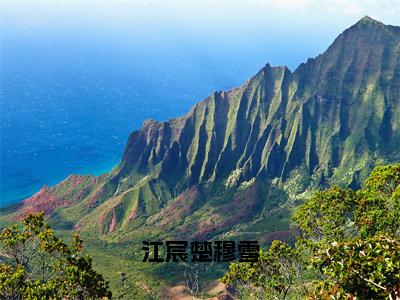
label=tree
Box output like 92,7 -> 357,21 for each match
292,164 -> 400,242
354,164 -> 400,238
221,164 -> 400,299
222,240 -> 306,299
292,187 -> 357,242
299,164 -> 400,299
309,235 -> 400,300
0,212 -> 112,299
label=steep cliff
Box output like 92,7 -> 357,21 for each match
8,17 -> 400,240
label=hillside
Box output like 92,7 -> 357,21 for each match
1,16 -> 399,298
4,17 -> 399,242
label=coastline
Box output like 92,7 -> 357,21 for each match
0,160 -> 117,209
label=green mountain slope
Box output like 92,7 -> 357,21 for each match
4,16 -> 400,243
1,16 -> 399,298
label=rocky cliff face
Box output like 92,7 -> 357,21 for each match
120,17 -> 399,183
9,17 -> 400,240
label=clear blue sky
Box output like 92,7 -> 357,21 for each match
3,0 -> 399,71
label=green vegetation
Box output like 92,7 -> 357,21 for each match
0,212 -> 111,299
222,164 -> 400,299
0,17 -> 399,298
222,240 -> 306,299
3,16 -> 399,244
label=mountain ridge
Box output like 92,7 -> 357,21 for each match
3,16 -> 399,242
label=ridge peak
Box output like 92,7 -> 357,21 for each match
355,15 -> 384,27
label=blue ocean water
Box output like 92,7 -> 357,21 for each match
1,36 -> 272,206
1,4 -> 363,207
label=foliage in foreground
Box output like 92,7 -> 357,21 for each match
222,164 -> 400,299
0,212 -> 112,299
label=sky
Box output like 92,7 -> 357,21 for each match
1,1 -> 399,73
